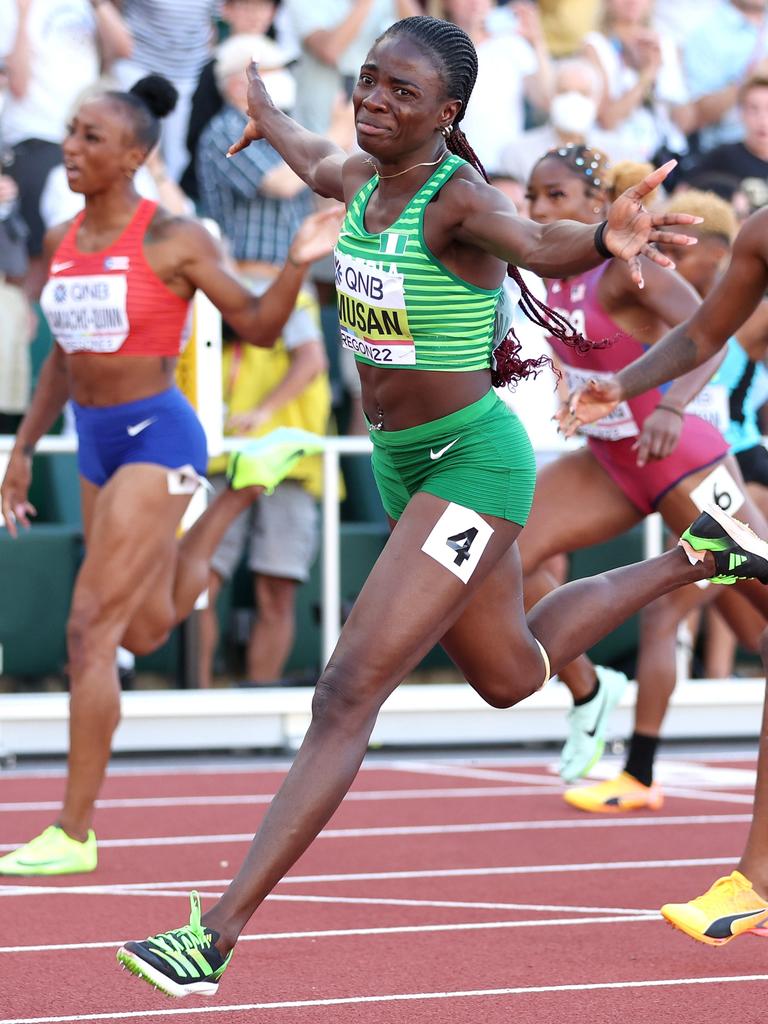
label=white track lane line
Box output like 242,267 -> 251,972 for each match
0,853 -> 740,899
0,752 -> 757,781
0,811 -> 751,853
0,914 -> 659,956
0,785 -> 565,814
2,974 -> 768,1023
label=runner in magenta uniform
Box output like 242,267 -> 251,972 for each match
517,146 -> 768,787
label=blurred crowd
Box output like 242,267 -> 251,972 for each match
3,0 -> 768,684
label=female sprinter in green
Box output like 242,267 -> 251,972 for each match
118,17 -> 768,994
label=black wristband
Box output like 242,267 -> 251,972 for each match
21,444 -> 35,457
656,402 -> 684,418
593,220 -> 612,260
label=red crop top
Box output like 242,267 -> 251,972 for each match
40,199 -> 191,357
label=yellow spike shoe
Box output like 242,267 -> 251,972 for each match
564,771 -> 664,813
0,825 -> 97,875
661,871 -> 768,945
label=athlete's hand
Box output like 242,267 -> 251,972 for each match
555,376 -> 623,437
288,204 -> 344,266
604,161 -> 703,288
1,449 -> 36,539
633,406 -> 683,467
227,62 -> 272,157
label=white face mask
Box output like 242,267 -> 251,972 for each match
550,91 -> 598,136
260,69 -> 297,112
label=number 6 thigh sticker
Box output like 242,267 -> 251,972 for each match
689,463 -> 745,516
421,502 -> 494,583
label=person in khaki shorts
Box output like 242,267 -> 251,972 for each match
198,285 -> 331,686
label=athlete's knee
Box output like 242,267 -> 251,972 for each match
66,600 -> 122,671
468,643 -> 547,709
120,624 -> 171,657
311,664 -> 387,730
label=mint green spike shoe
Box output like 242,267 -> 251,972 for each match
226,427 -> 324,495
117,892 -> 232,998
0,825 -> 97,876
679,505 -> 768,585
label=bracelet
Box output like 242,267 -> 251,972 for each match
656,402 -> 684,418
20,443 -> 35,457
593,220 -> 612,260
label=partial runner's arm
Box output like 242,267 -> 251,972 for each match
180,207 -> 343,346
557,209 -> 768,436
453,160 -> 701,287
226,63 -> 349,200
617,210 -> 768,400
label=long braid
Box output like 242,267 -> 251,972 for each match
379,16 -> 600,387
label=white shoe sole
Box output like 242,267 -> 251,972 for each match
705,504 -> 768,562
117,947 -> 220,998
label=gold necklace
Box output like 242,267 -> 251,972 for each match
366,153 -> 447,179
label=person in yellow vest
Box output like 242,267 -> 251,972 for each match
198,285 -> 331,686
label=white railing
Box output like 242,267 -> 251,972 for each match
0,433 -> 664,670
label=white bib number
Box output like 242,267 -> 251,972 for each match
421,502 -> 494,583
689,464 -> 745,516
335,248 -> 415,365
42,274 -> 129,353
686,384 -> 729,436
565,366 -> 639,440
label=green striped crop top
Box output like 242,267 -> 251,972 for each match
334,153 -> 502,371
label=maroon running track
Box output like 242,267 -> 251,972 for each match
0,751 -> 765,1023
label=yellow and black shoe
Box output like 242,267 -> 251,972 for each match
661,871 -> 768,945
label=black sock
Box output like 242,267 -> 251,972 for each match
573,675 -> 600,707
624,731 -> 659,788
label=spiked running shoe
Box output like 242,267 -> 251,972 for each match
558,665 -> 628,783
117,891 -> 232,997
679,505 -> 768,585
0,825 -> 97,876
661,871 -> 768,946
564,771 -> 664,813
226,427 -> 324,495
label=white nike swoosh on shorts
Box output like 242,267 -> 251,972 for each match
430,437 -> 461,460
126,417 -> 157,437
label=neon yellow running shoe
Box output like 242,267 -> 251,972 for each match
661,871 -> 768,945
564,771 -> 664,813
226,427 -> 324,495
117,892 -> 233,998
0,825 -> 97,875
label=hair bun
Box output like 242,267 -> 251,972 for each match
129,74 -> 178,119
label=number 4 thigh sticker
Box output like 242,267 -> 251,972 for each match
689,463 -> 745,516
421,502 -> 494,583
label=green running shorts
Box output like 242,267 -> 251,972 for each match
370,390 -> 537,525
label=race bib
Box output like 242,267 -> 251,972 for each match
686,384 -> 729,436
42,274 -> 129,353
564,366 -> 639,440
335,249 -> 415,366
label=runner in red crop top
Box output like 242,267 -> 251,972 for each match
42,197 -> 190,358
516,145 -> 768,784
0,75 -> 338,873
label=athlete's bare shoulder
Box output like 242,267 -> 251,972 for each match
435,161 -> 514,228
42,219 -> 75,262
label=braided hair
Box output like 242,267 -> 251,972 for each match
376,16 -> 591,387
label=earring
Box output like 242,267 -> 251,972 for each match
439,124 -> 453,138
593,206 -> 601,213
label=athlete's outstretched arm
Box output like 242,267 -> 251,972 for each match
226,63 -> 348,201
558,209 -> 768,434
178,208 -> 343,346
454,161 -> 700,286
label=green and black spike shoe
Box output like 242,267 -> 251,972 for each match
226,427 -> 324,495
117,892 -> 232,998
680,505 -> 768,585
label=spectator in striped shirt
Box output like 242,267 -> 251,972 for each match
111,0 -> 222,181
